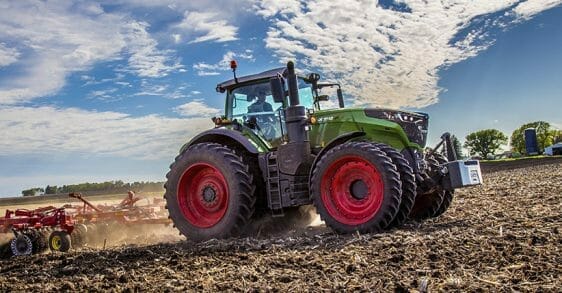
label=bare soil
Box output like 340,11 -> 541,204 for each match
0,161 -> 560,292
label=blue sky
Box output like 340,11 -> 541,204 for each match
0,0 -> 561,197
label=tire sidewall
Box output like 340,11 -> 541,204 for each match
312,142 -> 400,232
166,145 -> 249,241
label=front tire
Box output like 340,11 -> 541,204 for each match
165,143 -> 256,242
311,141 -> 402,234
373,143 -> 416,228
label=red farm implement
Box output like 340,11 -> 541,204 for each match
0,206 -> 74,256
1,191 -> 170,257
62,192 -> 171,247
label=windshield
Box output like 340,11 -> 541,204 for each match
227,78 -> 315,121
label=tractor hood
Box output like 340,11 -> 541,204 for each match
364,108 -> 429,147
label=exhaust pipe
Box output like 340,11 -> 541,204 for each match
276,61 -> 312,175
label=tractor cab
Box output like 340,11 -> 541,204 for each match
216,66 -> 344,146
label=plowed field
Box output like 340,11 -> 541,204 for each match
1,159 -> 560,292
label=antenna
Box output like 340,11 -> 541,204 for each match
230,60 -> 238,83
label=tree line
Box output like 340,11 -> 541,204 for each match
463,121 -> 561,159
22,180 -> 164,197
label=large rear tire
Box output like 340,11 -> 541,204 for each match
311,141 -> 401,234
374,143 -> 416,228
165,143 -> 255,242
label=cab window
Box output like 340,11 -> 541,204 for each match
228,82 -> 284,143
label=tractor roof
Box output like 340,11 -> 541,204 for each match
216,67 -> 287,93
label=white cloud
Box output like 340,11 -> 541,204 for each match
88,88 -> 120,101
0,106 -> 212,160
256,0 -> 562,109
175,100 -> 221,117
134,80 -> 188,99
123,20 -> 184,77
196,71 -> 221,76
0,43 -> 19,67
0,1 -> 182,105
174,11 -> 239,43
81,73 -> 127,87
251,0 -> 302,17
513,0 -> 562,19
193,50 -> 255,76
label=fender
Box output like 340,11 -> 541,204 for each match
179,128 -> 261,155
308,131 -> 365,183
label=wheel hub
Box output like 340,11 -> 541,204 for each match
202,186 -> 217,203
320,156 -> 385,225
350,180 -> 368,200
16,239 -> 28,251
51,235 -> 62,250
177,163 -> 229,228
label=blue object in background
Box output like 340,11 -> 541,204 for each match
524,128 -> 539,155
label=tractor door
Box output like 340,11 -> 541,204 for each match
228,82 -> 285,146
227,79 -> 315,148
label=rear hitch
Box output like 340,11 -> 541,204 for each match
428,132 -> 483,191
428,132 -> 457,162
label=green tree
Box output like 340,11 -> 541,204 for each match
510,121 -> 555,154
22,187 -> 44,197
553,129 -> 562,144
464,129 -> 508,158
45,185 -> 58,194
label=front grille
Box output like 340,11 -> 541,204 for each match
364,108 -> 428,147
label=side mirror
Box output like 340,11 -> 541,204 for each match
269,76 -> 285,103
307,73 -> 320,82
337,88 -> 344,108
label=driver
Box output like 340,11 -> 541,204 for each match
247,90 -> 276,139
248,91 -> 273,113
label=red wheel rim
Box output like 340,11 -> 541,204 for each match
320,155 -> 384,225
177,163 -> 229,228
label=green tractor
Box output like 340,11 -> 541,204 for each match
164,61 -> 482,241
